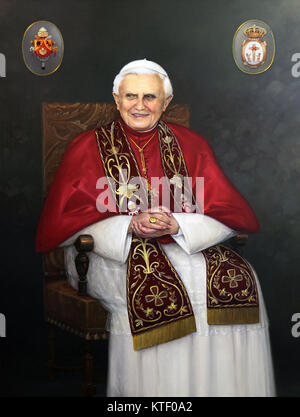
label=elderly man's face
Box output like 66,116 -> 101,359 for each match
113,73 -> 173,131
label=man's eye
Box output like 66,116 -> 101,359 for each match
144,95 -> 156,100
126,94 -> 136,99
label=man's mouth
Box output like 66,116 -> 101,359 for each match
131,113 -> 149,118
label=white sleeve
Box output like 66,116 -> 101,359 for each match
59,215 -> 133,263
171,213 -> 236,255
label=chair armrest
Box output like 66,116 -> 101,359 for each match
74,235 -> 94,296
229,233 -> 248,256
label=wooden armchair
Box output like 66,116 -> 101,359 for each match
41,102 -> 191,396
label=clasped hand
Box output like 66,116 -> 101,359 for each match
129,206 -> 179,238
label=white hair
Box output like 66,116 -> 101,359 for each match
113,59 -> 173,98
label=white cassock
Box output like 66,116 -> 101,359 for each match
62,213 -> 276,397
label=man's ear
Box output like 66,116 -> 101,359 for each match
163,94 -> 173,112
113,92 -> 120,110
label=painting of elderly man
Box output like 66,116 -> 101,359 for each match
36,59 -> 275,397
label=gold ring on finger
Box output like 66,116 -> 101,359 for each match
149,216 -> 157,224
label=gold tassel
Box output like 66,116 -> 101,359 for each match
207,307 -> 259,325
133,316 -> 196,351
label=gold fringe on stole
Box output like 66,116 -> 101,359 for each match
207,307 -> 259,325
133,316 -> 197,351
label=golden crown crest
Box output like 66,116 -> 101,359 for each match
243,24 -> 267,39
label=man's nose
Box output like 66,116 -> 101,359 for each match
135,96 -> 146,110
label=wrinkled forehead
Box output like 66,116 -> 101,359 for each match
119,73 -> 165,96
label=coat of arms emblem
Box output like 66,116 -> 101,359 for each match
232,20 -> 275,74
242,25 -> 267,68
22,21 -> 64,76
29,27 -> 59,70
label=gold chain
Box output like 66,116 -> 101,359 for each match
128,131 -> 156,176
128,131 -> 157,199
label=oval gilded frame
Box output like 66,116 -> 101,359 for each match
232,19 -> 275,75
22,20 -> 64,76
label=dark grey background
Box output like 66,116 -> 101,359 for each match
0,0 -> 299,397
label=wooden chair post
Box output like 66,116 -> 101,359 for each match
230,234 -> 248,256
74,234 -> 96,396
74,235 -> 94,297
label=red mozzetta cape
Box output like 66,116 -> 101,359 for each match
36,121 -> 259,253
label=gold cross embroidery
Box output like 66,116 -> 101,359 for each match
145,285 -> 168,307
221,269 -> 243,288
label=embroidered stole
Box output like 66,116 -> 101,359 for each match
95,121 -> 259,350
